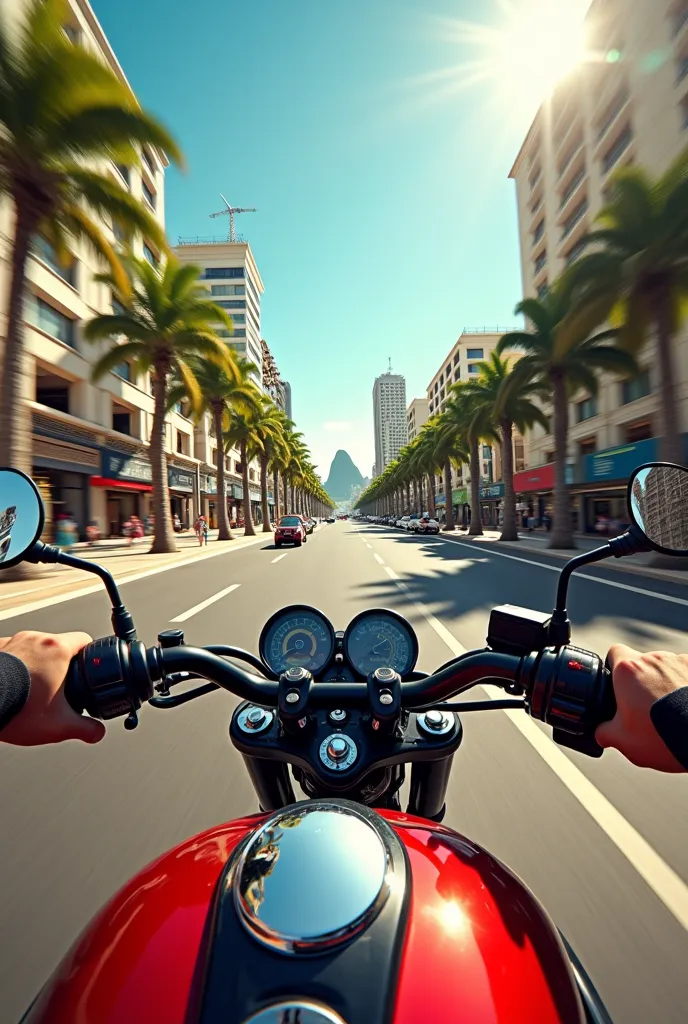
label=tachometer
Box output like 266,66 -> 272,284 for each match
343,610 -> 418,679
259,605 -> 335,676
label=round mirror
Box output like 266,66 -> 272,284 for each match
0,469 -> 45,569
627,462 -> 688,555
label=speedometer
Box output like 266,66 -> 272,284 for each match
343,609 -> 418,679
259,605 -> 335,676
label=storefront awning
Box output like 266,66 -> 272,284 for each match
90,476 -> 152,492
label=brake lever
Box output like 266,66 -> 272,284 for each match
150,682 -> 220,708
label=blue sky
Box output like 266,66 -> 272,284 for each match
92,0 -> 575,480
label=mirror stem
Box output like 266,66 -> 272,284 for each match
26,542 -> 137,643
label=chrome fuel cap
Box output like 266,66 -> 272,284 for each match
242,1002 -> 346,1024
232,800 -> 391,954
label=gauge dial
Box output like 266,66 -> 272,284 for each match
259,606 -> 335,676
344,610 -> 418,679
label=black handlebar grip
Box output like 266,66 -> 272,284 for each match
62,637 -> 147,721
64,653 -> 87,715
531,646 -> 617,758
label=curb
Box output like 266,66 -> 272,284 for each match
436,531 -> 688,586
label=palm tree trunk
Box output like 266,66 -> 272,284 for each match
417,477 -> 423,512
260,456 -> 272,532
214,405 -> 233,541
468,439 -> 483,536
499,419 -> 518,542
240,439 -> 256,536
0,203 -> 38,473
283,474 -> 289,514
291,484 -> 296,511
654,290 -> 682,464
150,363 -> 177,554
443,461 -> 455,530
426,473 -> 436,519
550,371 -> 574,548
273,468 -> 280,520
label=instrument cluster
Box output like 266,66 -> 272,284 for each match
259,605 -> 419,680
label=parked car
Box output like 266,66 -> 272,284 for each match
415,516 -> 440,535
326,517 -> 335,523
397,516 -> 411,529
297,515 -> 314,535
275,515 -> 307,547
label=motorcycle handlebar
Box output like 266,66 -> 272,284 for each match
64,637 -> 616,756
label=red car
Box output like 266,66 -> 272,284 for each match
274,515 -> 307,547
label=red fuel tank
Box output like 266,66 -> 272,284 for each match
25,809 -> 582,1024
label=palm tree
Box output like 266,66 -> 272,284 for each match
433,419 -> 470,532
410,425 -> 440,519
168,355 -> 260,541
459,352 -> 550,542
564,151 -> 688,464
442,384 -> 498,538
498,283 -> 638,548
224,403 -> 266,539
0,0 -> 182,472
83,256 -> 238,554
251,398 -> 285,533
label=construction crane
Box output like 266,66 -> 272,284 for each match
209,194 -> 257,242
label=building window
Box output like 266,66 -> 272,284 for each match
468,363 -> 479,374
537,281 -> 548,299
113,219 -> 129,244
232,328 -> 246,337
63,22 -> 81,44
453,353 -> 460,366
203,267 -> 244,279
621,368 -> 651,405
532,219 -> 545,245
142,148 -> 155,174
529,167 -> 541,191
625,420 -> 652,443
446,364 -> 451,376
596,91 -> 629,142
113,361 -> 131,382
27,296 -> 76,347
578,437 -> 596,456
112,411 -> 132,435
558,167 -> 585,209
561,198 -> 588,239
565,240 -> 587,266
672,4 -> 688,37
215,299 -> 246,309
454,368 -> 461,381
534,250 -> 548,274
143,242 -> 158,267
36,376 -> 70,414
141,179 -> 156,209
114,164 -> 130,186
576,396 -> 597,421
678,53 -> 688,82
31,236 -> 76,286
602,127 -> 633,173
466,348 -> 483,359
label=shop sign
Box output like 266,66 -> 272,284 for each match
201,474 -> 217,494
480,482 -> 504,500
231,484 -> 244,499
584,437 -> 658,483
513,462 -> 574,491
435,492 -> 446,506
168,466 -> 194,493
102,450 -> 152,483
249,489 -> 261,502
452,487 -> 468,504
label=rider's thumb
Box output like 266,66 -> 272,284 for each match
595,718 -> 616,749
71,715 -> 106,744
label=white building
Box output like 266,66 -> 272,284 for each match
0,0 -> 200,538
373,371 -> 407,472
508,0 -> 688,530
407,397 -> 429,442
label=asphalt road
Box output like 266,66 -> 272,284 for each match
1,520 -> 688,1023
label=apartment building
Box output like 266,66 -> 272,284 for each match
424,331 -> 524,522
173,240 -> 267,524
0,0 -> 201,538
509,0 -> 688,530
406,398 -> 429,442
373,372 -> 407,473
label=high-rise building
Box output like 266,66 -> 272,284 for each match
372,371 -> 407,473
281,381 -> 293,421
0,0 -> 199,538
508,0 -> 688,528
407,398 -> 429,442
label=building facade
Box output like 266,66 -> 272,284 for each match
281,381 -> 293,422
372,372 -> 407,473
0,0 -> 203,539
406,397 -> 429,442
509,0 -> 688,531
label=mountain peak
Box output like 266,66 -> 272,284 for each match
324,450 -> 366,500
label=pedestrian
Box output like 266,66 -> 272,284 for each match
55,511 -> 76,551
122,516 -> 134,547
85,518 -> 100,546
194,515 -> 205,546
202,518 -> 209,546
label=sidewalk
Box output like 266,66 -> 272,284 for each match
438,527 -> 688,585
0,527 -> 274,617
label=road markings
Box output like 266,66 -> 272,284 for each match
439,539 -> 688,607
380,558 -> 688,932
0,535 -> 268,622
374,553 -> 385,565
366,544 -> 373,549
170,584 -> 241,623
272,553 -> 287,563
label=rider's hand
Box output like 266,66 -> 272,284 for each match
596,645 -> 687,772
0,631 -> 105,746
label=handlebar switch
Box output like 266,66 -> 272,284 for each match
158,629 -> 185,648
529,645 -> 613,748
488,605 -> 552,656
368,667 -> 402,736
278,666 -> 313,735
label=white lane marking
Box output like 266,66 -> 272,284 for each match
374,553 -> 385,565
170,584 -> 241,623
438,539 -> 688,607
384,566 -> 466,654
271,553 -> 287,563
366,544 -> 373,549
0,535 -> 267,622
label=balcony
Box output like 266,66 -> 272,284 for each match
677,53 -> 688,84
532,219 -> 545,247
601,125 -> 633,174
558,166 -> 586,213
560,198 -> 588,242
528,167 -> 542,192
595,89 -> 630,144
672,5 -> 688,37
557,137 -> 584,180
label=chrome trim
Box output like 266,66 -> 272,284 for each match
232,800 -> 393,954
417,710 -> 454,736
237,705 -> 274,735
242,1002 -> 347,1023
319,732 -> 358,771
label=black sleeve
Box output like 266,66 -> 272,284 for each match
0,651 -> 31,732
650,687 -> 688,771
